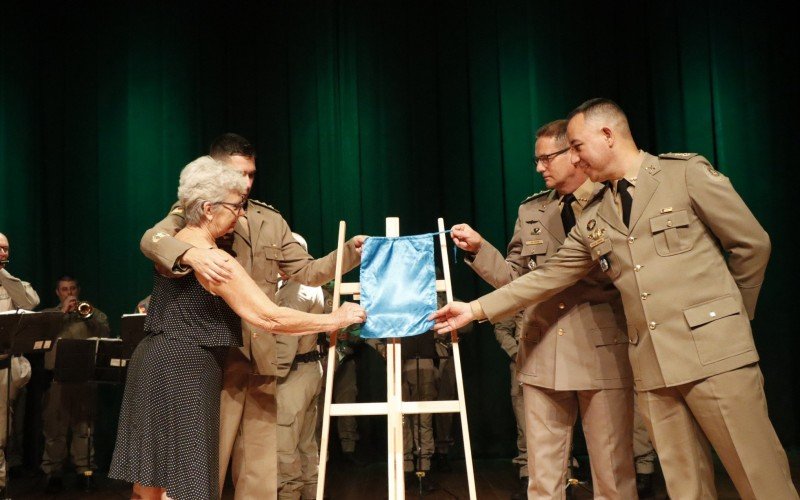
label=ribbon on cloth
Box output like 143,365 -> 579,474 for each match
359,233 -> 444,339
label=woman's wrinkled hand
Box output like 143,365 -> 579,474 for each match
332,301 -> 367,329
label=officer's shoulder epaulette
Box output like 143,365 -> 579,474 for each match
658,152 -> 699,161
520,189 -> 552,205
248,199 -> 280,213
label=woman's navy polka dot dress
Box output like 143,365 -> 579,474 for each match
109,272 -> 242,500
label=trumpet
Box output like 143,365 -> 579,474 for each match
76,301 -> 94,319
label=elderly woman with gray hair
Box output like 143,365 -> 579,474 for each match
109,156 -> 366,500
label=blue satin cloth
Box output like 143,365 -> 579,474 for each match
359,234 -> 437,339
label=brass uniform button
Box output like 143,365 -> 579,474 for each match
649,322 -> 657,330
634,264 -> 644,272
558,303 -> 566,310
628,236 -> 636,243
641,292 -> 650,300
558,328 -> 565,336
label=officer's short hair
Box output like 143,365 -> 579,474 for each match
178,156 -> 248,225
535,119 -> 568,144
568,98 -> 629,126
210,133 -> 256,160
55,275 -> 78,288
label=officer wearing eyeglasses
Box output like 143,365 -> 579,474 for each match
450,119 -> 637,499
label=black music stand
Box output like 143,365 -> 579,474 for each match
0,311 -> 62,499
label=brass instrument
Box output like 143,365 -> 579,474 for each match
76,301 -> 94,319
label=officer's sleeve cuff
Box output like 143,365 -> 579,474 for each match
469,300 -> 486,322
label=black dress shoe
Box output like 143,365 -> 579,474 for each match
77,472 -> 95,492
636,472 -> 654,498
510,476 -> 528,500
341,451 -> 366,467
431,452 -> 453,472
44,476 -> 64,494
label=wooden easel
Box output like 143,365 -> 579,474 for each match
316,217 -> 476,500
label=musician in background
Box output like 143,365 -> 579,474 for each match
40,275 -> 109,494
0,232 -> 36,498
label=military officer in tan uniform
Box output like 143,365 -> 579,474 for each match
435,99 -> 798,500
140,134 -> 364,499
41,275 -> 110,494
451,119 -> 636,499
492,314 -> 528,498
0,233 -> 37,497
275,233 -> 325,500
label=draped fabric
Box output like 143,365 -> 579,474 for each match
1,1 -> 798,458
359,235 -> 437,339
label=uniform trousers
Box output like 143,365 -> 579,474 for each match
632,391 -> 656,474
41,381 -> 96,475
637,363 -> 798,500
333,357 -> 358,453
434,345 -> 456,455
523,384 -> 636,500
509,361 -> 528,479
277,360 -> 323,500
218,349 -> 278,500
402,359 -> 437,472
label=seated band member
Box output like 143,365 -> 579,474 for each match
109,157 -> 366,500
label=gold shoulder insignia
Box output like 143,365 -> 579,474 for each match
248,199 -> 280,213
170,207 -> 184,215
658,152 -> 699,160
520,189 -> 552,205
152,231 -> 168,243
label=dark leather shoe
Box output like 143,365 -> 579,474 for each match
77,471 -> 95,492
636,472 -> 654,498
44,476 -> 64,494
431,452 -> 453,472
510,476 -> 528,500
341,451 -> 366,467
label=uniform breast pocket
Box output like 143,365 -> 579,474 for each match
257,245 -> 284,284
683,295 -> 753,365
649,210 -> 693,256
520,240 -> 548,269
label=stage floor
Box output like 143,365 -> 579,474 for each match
6,454 -> 799,499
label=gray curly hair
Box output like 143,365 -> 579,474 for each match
178,155 -> 248,225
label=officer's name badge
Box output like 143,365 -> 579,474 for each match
589,238 -> 606,248
525,239 -> 544,246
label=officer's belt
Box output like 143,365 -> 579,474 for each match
292,350 -> 321,366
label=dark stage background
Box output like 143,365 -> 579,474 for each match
2,0 -> 798,470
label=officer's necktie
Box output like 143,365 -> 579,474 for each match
617,178 -> 633,227
560,193 -> 577,234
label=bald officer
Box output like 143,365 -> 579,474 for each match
451,119 -> 635,499
435,99 -> 798,499
275,233 -> 325,500
140,133 -> 364,499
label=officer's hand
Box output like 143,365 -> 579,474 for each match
352,235 -> 368,254
450,224 -> 482,253
182,247 -> 235,285
429,302 -> 475,334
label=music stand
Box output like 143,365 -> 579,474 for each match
0,311 -> 62,499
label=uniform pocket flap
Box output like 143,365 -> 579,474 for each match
263,246 -> 284,261
649,210 -> 689,233
592,326 -> 626,346
683,295 -> 740,328
520,240 -> 548,256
